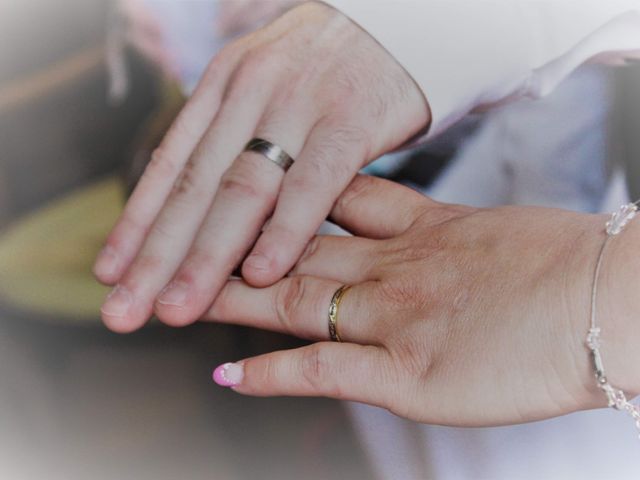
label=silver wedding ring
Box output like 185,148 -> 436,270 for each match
244,138 -> 294,172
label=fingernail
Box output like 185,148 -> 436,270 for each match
94,245 -> 119,277
245,253 -> 270,271
101,285 -> 132,318
157,281 -> 189,307
212,362 -> 244,387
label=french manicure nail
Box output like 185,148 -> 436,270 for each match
212,362 -> 244,387
245,253 -> 270,271
157,281 -> 188,307
101,285 -> 132,318
94,245 -> 119,277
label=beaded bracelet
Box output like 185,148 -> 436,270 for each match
586,202 -> 640,438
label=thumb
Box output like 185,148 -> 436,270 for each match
330,175 -> 437,239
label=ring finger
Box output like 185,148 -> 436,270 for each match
205,277 -> 382,345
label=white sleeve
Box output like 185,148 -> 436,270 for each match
322,0 -> 640,140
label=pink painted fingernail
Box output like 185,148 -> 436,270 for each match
94,245 -> 119,277
213,362 -> 244,387
101,285 -> 132,318
157,281 -> 188,307
245,253 -> 270,271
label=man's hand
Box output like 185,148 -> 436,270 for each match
95,2 -> 430,333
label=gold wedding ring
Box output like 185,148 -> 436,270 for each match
328,285 -> 351,342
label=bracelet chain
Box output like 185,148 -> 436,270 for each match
586,202 -> 640,439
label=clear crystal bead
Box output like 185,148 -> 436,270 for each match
606,203 -> 638,235
586,328 -> 601,350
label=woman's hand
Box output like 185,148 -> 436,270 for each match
204,175 -> 640,426
95,1 -> 429,333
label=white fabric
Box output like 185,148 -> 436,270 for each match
428,65 -> 612,210
323,0 -> 640,140
347,66 -> 640,480
139,0 -> 221,94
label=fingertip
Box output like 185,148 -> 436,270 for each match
212,362 -> 245,388
153,279 -> 203,327
242,232 -> 301,286
153,303 -> 199,328
241,252 -> 286,287
93,245 -> 123,285
101,313 -> 141,334
93,269 -> 121,287
100,285 -> 151,333
101,304 -> 147,334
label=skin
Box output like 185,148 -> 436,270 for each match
204,175 -> 640,427
214,0 -> 301,38
95,1 -> 429,333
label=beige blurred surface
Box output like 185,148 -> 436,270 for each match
0,178 -> 120,322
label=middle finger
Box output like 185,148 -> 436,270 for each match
153,104 -> 316,326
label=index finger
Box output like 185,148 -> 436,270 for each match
93,45 -> 245,285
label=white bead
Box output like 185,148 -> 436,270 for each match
606,203 -> 638,235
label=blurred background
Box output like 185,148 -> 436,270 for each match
1,1 -> 640,479
0,1 -> 371,479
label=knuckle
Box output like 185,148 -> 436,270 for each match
377,278 -> 430,313
149,218 -> 178,241
415,205 -> 470,232
259,355 -> 279,390
274,276 -> 307,334
391,335 -> 436,382
204,41 -> 242,78
385,239 -> 430,265
297,236 -> 321,267
296,123 -> 371,189
301,345 -> 336,395
171,161 -> 203,199
219,164 -> 276,203
333,66 -> 389,119
145,146 -> 180,181
231,46 -> 281,91
135,254 -> 165,271
316,123 -> 371,162
287,150 -> 350,195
